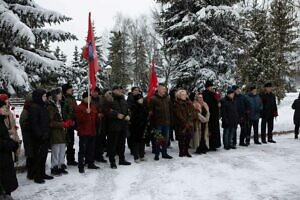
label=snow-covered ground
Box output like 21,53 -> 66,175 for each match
12,92 -> 300,200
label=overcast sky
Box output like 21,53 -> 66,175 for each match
35,0 -> 156,63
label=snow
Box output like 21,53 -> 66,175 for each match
13,47 -> 63,73
10,92 -> 299,200
0,3 -> 35,43
0,54 -> 30,91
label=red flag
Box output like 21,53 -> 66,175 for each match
147,61 -> 158,103
83,12 -> 100,92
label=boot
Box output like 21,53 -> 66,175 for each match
295,134 -> 299,139
110,162 -> 117,169
43,174 -> 54,180
51,166 -> 61,176
119,160 -> 131,166
88,163 -> 100,169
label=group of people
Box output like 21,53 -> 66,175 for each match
1,80 -> 297,200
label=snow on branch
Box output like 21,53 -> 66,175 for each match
0,3 -> 35,43
32,28 -> 77,42
10,3 -> 72,27
0,54 -> 30,89
13,47 -> 63,73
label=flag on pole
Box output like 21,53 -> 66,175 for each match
147,61 -> 158,103
83,12 -> 100,92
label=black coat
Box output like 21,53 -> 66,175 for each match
221,96 -> 239,128
103,94 -> 129,132
129,101 -> 148,142
29,89 -> 50,142
0,116 -> 18,194
202,89 -> 221,148
234,94 -> 249,122
260,92 -> 278,120
292,94 -> 300,125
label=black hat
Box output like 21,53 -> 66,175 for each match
227,87 -> 235,95
94,87 -> 101,93
62,83 -> 72,94
46,91 -> 52,98
82,91 -> 89,99
112,85 -> 123,90
264,83 -> 272,88
51,88 -> 62,100
232,85 -> 240,91
250,86 -> 256,91
205,80 -> 214,88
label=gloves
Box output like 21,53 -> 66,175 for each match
63,120 -> 75,128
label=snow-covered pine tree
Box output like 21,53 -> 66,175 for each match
0,0 -> 77,95
236,2 -> 272,91
268,0 -> 299,101
108,31 -> 131,87
156,0 -> 251,91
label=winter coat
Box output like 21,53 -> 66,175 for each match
202,89 -> 221,148
62,94 -> 77,121
75,102 -> 97,137
103,94 -> 129,133
191,101 -> 210,149
47,101 -> 66,144
260,92 -> 278,120
20,96 -> 34,157
0,115 -> 18,194
149,93 -> 172,126
221,96 -> 239,128
234,94 -> 249,123
292,94 -> 300,125
173,99 -> 195,138
91,96 -> 104,134
246,93 -> 263,121
202,89 -> 220,121
129,100 -> 148,142
29,89 -> 50,143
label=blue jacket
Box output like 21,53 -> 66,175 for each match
234,94 -> 249,122
246,93 -> 262,120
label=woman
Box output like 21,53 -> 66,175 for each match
191,93 -> 210,154
173,90 -> 195,157
292,92 -> 300,139
129,94 -> 148,163
0,94 -> 19,198
48,88 -> 73,176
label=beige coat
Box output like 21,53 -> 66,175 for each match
190,101 -> 210,149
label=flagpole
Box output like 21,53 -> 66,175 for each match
88,63 -> 91,111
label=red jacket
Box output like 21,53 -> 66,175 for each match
75,102 -> 97,137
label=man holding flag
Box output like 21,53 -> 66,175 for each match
148,62 -> 173,161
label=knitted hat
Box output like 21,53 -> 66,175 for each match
0,94 -> 9,102
264,83 -> 272,88
112,85 -> 123,91
62,83 -> 73,94
227,87 -> 235,95
205,80 -> 214,88
231,85 -> 240,91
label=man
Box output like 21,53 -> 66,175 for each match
103,86 -> 131,169
149,83 -> 173,160
232,85 -> 249,147
221,88 -> 239,150
61,83 -> 78,166
202,80 -> 221,151
91,87 -> 107,163
260,83 -> 278,143
29,89 -> 53,184
75,92 -> 99,173
246,86 -> 263,145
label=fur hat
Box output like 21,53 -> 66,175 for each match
205,80 -> 214,88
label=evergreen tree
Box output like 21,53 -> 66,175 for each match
269,0 -> 299,100
0,0 -> 77,95
156,0 -> 251,91
108,31 -> 131,87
